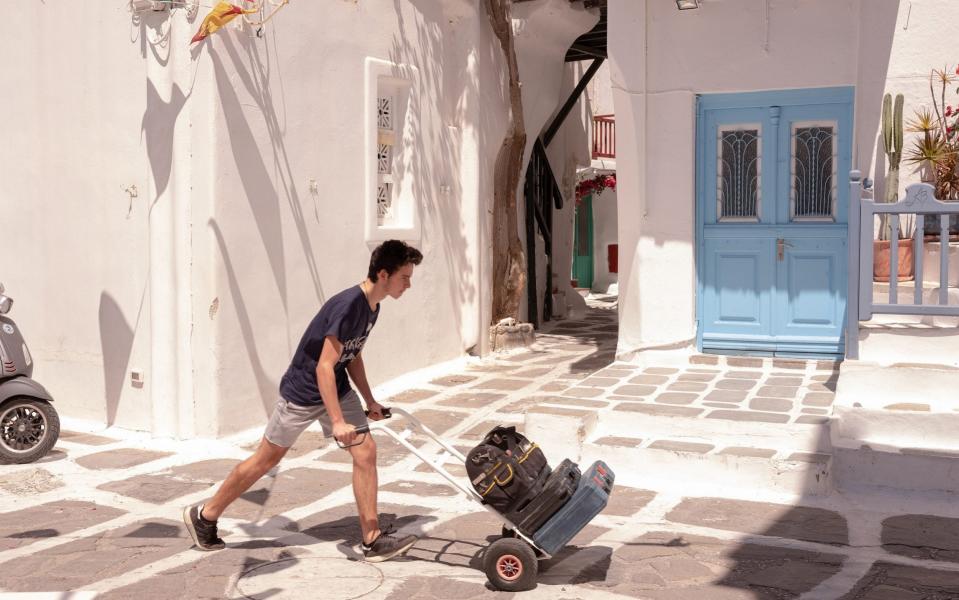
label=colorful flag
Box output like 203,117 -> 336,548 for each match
191,1 -> 257,44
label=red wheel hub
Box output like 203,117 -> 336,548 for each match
496,554 -> 523,581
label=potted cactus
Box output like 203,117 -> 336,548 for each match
874,92 -> 915,282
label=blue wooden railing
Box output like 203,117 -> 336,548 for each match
846,170 -> 959,359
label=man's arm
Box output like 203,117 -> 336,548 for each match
346,353 -> 385,420
317,335 -> 356,443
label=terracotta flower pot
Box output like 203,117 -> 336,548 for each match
873,239 -> 915,282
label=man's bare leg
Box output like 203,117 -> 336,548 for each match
202,437 -> 289,521
348,434 -> 380,544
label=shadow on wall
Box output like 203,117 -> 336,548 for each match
210,35 -> 328,313
210,220 -> 278,415
98,290 -> 143,426
142,80 -> 190,202
391,0 -> 486,343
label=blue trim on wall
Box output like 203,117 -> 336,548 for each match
695,94 -> 706,351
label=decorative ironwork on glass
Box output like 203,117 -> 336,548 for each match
377,96 -> 393,130
792,124 -> 836,219
377,144 -> 392,175
376,183 -> 393,225
717,127 -> 760,220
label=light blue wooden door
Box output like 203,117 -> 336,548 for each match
697,88 -> 853,356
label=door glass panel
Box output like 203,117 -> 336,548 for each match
717,125 -> 761,221
791,122 -> 837,221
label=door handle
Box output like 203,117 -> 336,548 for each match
777,238 -> 793,261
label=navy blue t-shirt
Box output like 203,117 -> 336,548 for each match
280,286 -> 379,406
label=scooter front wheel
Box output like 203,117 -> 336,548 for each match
0,397 -> 60,464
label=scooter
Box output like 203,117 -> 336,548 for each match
0,283 -> 59,464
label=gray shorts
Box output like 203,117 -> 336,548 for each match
264,390 -> 368,448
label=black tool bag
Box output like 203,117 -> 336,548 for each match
513,458 -> 581,534
465,426 -> 550,515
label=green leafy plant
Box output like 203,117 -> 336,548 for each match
905,66 -> 959,202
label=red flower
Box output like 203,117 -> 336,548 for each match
947,105 -> 954,117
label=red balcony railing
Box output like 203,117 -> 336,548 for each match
592,114 -> 615,159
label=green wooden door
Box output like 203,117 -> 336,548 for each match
572,194 -> 594,288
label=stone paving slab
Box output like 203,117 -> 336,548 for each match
96,458 -> 241,505
285,502 -> 435,544
0,519 -> 186,592
222,467 -> 353,521
436,392 -> 506,409
582,530 -> 845,599
408,409 -> 471,435
613,403 -> 704,417
705,409 -> 789,423
429,374 -> 479,387
74,448 -> 173,470
882,514 -> 959,563
99,538 -> 299,600
0,500 -> 126,552
98,473 -> 213,504
666,498 -> 849,546
471,378 -> 530,391
59,430 -> 117,445
240,431 -> 329,460
649,440 -> 714,454
383,388 -> 440,403
718,447 -> 777,458
602,486 -> 657,517
840,561 -> 959,599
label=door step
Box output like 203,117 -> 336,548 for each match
583,435 -> 832,497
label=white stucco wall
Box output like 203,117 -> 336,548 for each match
609,0 -> 958,361
591,187 -> 619,293
0,1 -> 516,438
587,61 -> 615,117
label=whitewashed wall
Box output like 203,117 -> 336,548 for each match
609,0 -> 958,361
0,1 -> 509,438
0,0 -> 600,438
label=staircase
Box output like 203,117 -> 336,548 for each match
526,353 -> 959,500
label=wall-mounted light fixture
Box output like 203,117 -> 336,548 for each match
676,0 -> 700,9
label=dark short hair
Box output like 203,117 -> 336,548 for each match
367,240 -> 423,281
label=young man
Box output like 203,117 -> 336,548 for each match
184,240 -> 423,562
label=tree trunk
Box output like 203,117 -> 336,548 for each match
485,0 -> 528,324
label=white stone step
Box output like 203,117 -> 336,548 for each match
834,361 -> 959,450
593,408 -> 832,454
582,437 -> 832,497
832,442 -> 959,497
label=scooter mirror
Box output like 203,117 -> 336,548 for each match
0,296 -> 11,315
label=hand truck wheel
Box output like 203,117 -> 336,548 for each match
483,537 -> 538,592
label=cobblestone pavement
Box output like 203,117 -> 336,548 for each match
3,295 -> 959,598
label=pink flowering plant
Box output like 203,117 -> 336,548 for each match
575,173 -> 616,203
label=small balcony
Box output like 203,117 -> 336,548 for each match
591,114 -> 615,159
